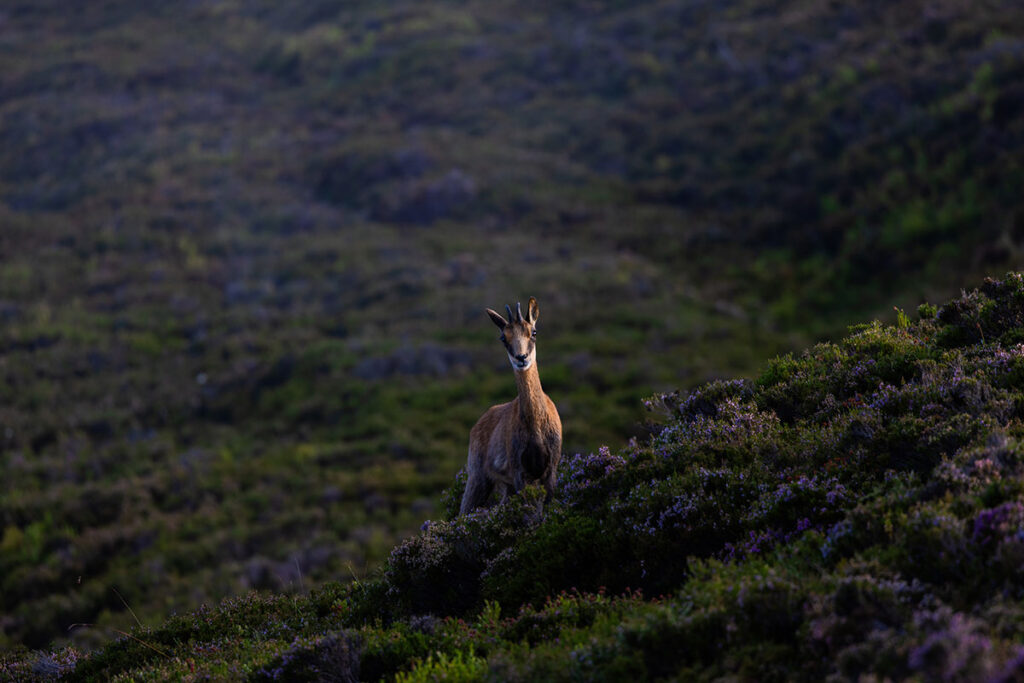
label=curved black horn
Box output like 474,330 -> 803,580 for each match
505,304 -> 514,322
516,301 -> 523,322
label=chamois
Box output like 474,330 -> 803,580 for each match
460,297 -> 562,514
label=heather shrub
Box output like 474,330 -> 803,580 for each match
480,508 -> 625,608
253,633 -> 360,682
344,276 -> 1024,637
939,274 -> 1024,345
16,275 -> 1024,681
347,274 -> 1024,679
971,501 -> 1024,585
557,445 -> 635,512
358,623 -> 434,681
439,468 -> 469,521
384,487 -> 547,616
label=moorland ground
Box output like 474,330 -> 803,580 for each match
1,0 -> 1023,654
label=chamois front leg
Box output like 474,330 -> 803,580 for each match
495,480 -> 511,503
543,467 -> 557,502
512,466 -> 525,495
460,468 -> 494,515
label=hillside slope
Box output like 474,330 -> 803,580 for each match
3,0 -> 1024,652
6,274 -> 1024,681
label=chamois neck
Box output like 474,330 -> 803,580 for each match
513,361 -> 545,423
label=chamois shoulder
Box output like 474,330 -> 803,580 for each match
471,402 -> 510,435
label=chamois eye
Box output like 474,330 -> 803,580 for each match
531,329 -> 537,337
500,334 -> 506,342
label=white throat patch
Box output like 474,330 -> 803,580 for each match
508,352 -> 534,371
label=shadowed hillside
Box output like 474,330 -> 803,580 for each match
2,0 -> 1024,652
6,274 -> 1024,680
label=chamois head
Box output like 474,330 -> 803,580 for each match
486,297 -> 539,371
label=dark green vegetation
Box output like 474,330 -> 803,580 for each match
8,275 -> 1024,680
2,0 -> 1024,658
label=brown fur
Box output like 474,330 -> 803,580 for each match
460,297 -> 562,514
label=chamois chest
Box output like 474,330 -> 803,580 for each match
509,402 -> 560,479
516,434 -> 552,480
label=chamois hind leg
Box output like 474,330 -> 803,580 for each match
460,469 -> 493,515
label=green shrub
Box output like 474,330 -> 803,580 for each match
393,647 -> 487,683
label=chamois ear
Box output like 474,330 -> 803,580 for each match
486,308 -> 508,330
527,297 -> 539,324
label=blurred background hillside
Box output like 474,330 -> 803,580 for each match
1,0 -> 1022,651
